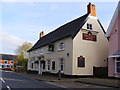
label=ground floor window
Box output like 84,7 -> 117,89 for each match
52,61 -> 55,70
59,58 -> 64,72
116,58 -> 120,73
46,60 -> 51,71
43,61 -> 45,69
35,63 -> 37,69
31,63 -> 33,69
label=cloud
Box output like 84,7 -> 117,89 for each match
0,32 -> 28,54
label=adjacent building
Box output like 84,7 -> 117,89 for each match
106,1 -> 120,78
28,3 -> 108,76
0,54 -> 17,70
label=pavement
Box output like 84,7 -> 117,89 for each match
15,71 -> 120,88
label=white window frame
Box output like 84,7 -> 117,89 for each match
40,48 -> 44,54
87,23 -> 92,30
58,42 -> 65,51
58,58 -> 64,72
115,58 -> 120,74
46,60 -> 51,71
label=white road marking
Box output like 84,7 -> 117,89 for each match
0,78 -> 5,83
46,82 -> 67,88
7,86 -> 11,90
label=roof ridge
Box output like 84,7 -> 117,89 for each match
28,13 -> 89,52
40,13 -> 89,39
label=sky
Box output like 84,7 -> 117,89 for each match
0,0 -> 119,55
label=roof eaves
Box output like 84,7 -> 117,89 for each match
97,19 -> 110,40
105,2 -> 119,37
28,13 -> 89,52
27,35 -> 71,52
97,19 -> 106,34
72,14 -> 89,39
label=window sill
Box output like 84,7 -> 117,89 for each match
60,71 -> 64,73
46,70 -> 50,72
58,49 -> 65,52
47,51 -> 54,54
78,67 -> 85,68
115,72 -> 120,74
87,29 -> 92,30
81,29 -> 99,33
40,53 -> 44,54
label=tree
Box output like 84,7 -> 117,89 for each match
15,42 -> 32,58
14,42 -> 32,72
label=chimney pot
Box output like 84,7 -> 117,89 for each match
87,3 -> 96,16
40,31 -> 44,39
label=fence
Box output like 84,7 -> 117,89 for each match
93,66 -> 108,78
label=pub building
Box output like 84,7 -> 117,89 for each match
27,3 -> 108,76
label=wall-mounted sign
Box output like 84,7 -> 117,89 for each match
78,55 -> 85,67
83,31 -> 97,41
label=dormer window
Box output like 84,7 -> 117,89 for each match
40,48 -> 44,54
58,42 -> 64,50
87,24 -> 92,30
48,44 -> 54,52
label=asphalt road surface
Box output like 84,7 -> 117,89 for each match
0,70 -> 64,90
0,70 -> 119,90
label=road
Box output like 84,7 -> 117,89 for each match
0,70 -> 119,90
0,70 -> 64,90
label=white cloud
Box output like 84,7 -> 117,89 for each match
0,32 -> 28,54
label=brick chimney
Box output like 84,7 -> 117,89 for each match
87,3 -> 96,16
40,31 -> 44,38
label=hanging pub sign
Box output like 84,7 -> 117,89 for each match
83,31 -> 97,41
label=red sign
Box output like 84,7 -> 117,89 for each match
83,33 -> 97,41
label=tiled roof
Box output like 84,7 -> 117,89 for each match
0,54 -> 17,60
28,13 -> 89,52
